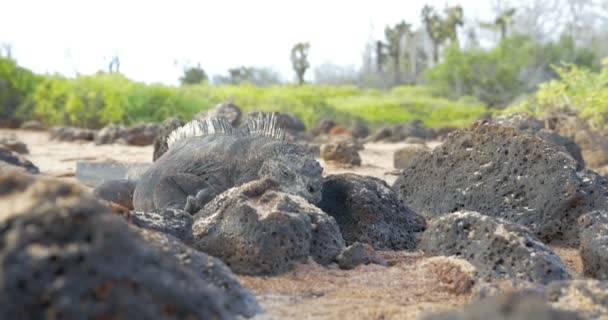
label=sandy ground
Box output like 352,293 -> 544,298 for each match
0,129 -> 584,320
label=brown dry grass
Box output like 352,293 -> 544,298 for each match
550,245 -> 584,276
239,252 -> 472,320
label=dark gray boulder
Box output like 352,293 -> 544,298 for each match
153,117 -> 185,161
535,129 -> 585,169
94,123 -> 125,145
493,112 -> 544,132
578,211 -> 608,280
0,146 -> 39,174
394,122 -> 608,243
351,119 -> 370,139
49,126 -> 96,142
0,135 -> 28,154
336,242 -> 386,270
20,120 -> 44,131
93,179 -> 136,210
423,292 -> 581,320
135,228 -> 261,318
493,113 -> 585,168
310,119 -> 336,137
389,120 -> 431,142
192,179 -> 345,275
123,123 -> 161,146
370,126 -> 393,142
318,174 -> 425,250
320,139 -> 362,166
0,172 -> 234,320
128,209 -> 193,243
369,120 -> 434,143
195,102 -> 243,127
420,211 -> 571,284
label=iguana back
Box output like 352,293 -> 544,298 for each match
133,114 -> 323,213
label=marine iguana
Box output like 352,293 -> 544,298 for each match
132,113 -> 323,213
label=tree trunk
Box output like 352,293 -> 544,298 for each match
394,49 -> 401,85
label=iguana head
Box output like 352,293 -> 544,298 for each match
258,154 -> 323,204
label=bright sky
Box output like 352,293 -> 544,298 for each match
0,0 -> 493,84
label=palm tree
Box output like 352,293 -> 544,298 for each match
481,8 -> 517,40
421,5 -> 446,64
444,5 -> 464,45
385,21 -> 412,84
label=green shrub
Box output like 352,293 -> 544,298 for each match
509,61 -> 608,128
0,56 -> 41,125
3,59 -> 488,129
425,35 -> 599,107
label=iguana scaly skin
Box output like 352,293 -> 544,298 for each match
133,114 -> 323,213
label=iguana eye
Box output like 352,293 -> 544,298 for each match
282,170 -> 289,176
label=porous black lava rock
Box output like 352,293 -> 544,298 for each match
122,123 -> 161,146
351,119 -> 370,139
153,117 -> 185,161
0,172 -> 234,320
135,228 -> 261,318
49,126 -> 96,141
0,135 -> 28,154
370,126 -> 393,142
492,112 -> 544,132
310,119 -> 336,137
319,174 -> 425,250
20,120 -> 44,131
546,280 -> 608,319
336,242 -> 386,270
93,179 -> 136,210
389,120 -> 432,142
578,211 -> 608,280
394,122 -> 608,243
493,113 -> 585,168
0,146 -> 39,174
94,123 -> 125,145
423,292 -> 581,320
420,211 -> 571,284
192,179 -> 345,275
320,140 -> 362,166
370,120 -> 432,143
128,209 -> 193,243
195,102 -> 243,126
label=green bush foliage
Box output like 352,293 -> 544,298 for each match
425,35 -> 598,107
0,57 -> 41,125
507,60 -> 608,128
29,73 -> 209,128
3,57 -> 487,129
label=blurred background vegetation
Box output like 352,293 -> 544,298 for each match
2,0 -> 608,129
